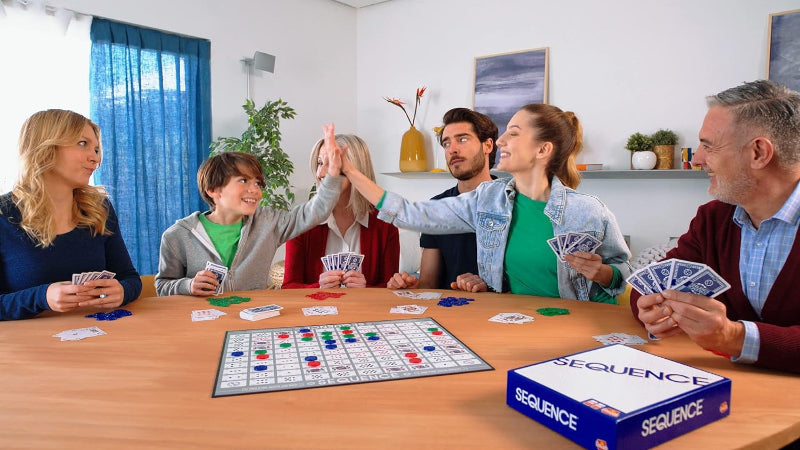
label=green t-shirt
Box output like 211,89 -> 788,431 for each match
503,192 -> 620,303
504,193 -> 560,297
198,213 -> 243,269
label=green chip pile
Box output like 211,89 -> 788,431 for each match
536,307 -> 570,316
207,295 -> 251,307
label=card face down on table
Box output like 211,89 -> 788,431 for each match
506,345 -> 731,450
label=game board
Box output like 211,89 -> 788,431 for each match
213,317 -> 493,397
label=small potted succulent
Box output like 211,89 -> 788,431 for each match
650,129 -> 679,170
625,132 -> 656,170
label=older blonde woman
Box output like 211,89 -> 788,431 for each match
282,134 -> 399,289
0,109 -> 141,320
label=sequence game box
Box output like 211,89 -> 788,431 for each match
507,345 -> 730,449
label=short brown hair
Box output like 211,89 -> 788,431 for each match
197,152 -> 265,210
439,108 -> 498,166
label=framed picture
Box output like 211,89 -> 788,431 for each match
472,47 -> 549,158
768,9 -> 800,92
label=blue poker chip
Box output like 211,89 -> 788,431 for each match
345,338 -> 357,343
367,336 -> 380,341
304,355 -> 318,361
253,365 -> 268,371
231,351 -> 244,357
437,296 -> 474,307
324,339 -> 336,344
299,328 -> 311,333
325,344 -> 338,350
423,346 -> 435,351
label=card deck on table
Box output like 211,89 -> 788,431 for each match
191,309 -> 227,322
205,261 -> 228,295
302,306 -> 339,316
489,312 -> 534,324
240,304 -> 283,321
547,232 -> 601,261
52,326 -> 106,341
593,332 -> 648,346
626,258 -> 730,298
392,291 -> 442,300
390,304 -> 428,314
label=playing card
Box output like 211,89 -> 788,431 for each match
593,332 -> 648,346
546,237 -> 564,261
561,232 -> 586,254
670,259 -> 707,289
390,304 -> 428,314
647,260 -> 675,291
53,326 -> 106,341
672,267 -> 731,298
489,312 -> 534,324
626,272 -> 655,295
565,233 -> 602,254
344,253 -> 364,272
637,268 -> 663,293
191,309 -> 226,322
302,306 -> 339,316
205,261 -> 228,295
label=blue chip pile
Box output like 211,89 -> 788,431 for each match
437,296 -> 474,307
85,309 -> 133,321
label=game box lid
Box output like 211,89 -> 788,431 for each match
506,345 -> 731,450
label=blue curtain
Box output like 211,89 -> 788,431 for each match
90,18 -> 211,275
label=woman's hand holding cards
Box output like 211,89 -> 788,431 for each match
319,270 -> 345,289
563,252 -> 613,287
191,269 -> 219,297
342,270 -> 366,288
77,278 -> 124,309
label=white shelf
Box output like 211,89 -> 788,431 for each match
383,169 -> 707,180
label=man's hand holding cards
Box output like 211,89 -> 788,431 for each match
319,252 -> 365,288
626,258 -> 731,298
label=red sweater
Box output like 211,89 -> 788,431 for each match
630,200 -> 800,373
282,209 -> 399,289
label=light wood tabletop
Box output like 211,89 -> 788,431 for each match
0,288 -> 798,449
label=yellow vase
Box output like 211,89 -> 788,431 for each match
399,125 -> 427,172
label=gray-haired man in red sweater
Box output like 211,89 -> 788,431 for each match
631,80 -> 800,374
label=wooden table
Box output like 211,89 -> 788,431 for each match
0,288 -> 798,449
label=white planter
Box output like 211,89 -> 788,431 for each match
632,151 -> 657,170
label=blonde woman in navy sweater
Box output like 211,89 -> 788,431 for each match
0,110 -> 141,320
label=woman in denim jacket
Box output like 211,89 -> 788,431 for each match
328,104 -> 632,302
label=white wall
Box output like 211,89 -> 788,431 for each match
51,0 -> 359,196
355,0 -> 800,256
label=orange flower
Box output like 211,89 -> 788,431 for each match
384,86 -> 427,127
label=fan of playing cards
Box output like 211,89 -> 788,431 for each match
321,252 -> 364,272
547,232 -> 601,261
627,258 -> 731,298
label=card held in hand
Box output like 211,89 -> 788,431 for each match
205,261 -> 228,295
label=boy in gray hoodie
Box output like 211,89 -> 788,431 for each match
155,151 -> 343,296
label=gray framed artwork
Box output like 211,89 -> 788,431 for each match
768,9 -> 800,92
472,47 -> 549,163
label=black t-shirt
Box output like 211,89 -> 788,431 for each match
419,185 -> 480,289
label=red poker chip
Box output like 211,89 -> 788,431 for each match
409,358 -> 422,364
404,352 -> 417,358
306,292 -> 347,300
256,354 -> 269,360
308,361 -> 321,367
431,331 -> 443,335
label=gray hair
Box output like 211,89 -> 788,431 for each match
707,80 -> 800,166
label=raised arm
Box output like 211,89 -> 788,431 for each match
325,123 -> 384,205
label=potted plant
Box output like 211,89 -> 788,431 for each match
650,129 -> 679,170
625,132 -> 656,170
209,98 -> 297,210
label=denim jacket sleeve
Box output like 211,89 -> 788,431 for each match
376,191 -> 478,235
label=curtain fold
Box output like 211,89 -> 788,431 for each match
90,18 -> 211,275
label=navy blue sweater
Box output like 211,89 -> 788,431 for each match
0,193 -> 141,320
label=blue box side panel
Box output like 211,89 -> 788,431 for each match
507,370 -> 618,449
617,379 -> 731,449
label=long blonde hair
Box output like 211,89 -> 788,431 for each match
310,134 -> 376,219
11,109 -> 109,247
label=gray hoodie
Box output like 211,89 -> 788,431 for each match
155,175 -> 343,296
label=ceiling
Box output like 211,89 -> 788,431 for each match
332,0 -> 392,8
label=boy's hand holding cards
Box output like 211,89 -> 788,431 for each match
626,258 -> 731,298
547,232 -> 601,262
205,261 -> 228,295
